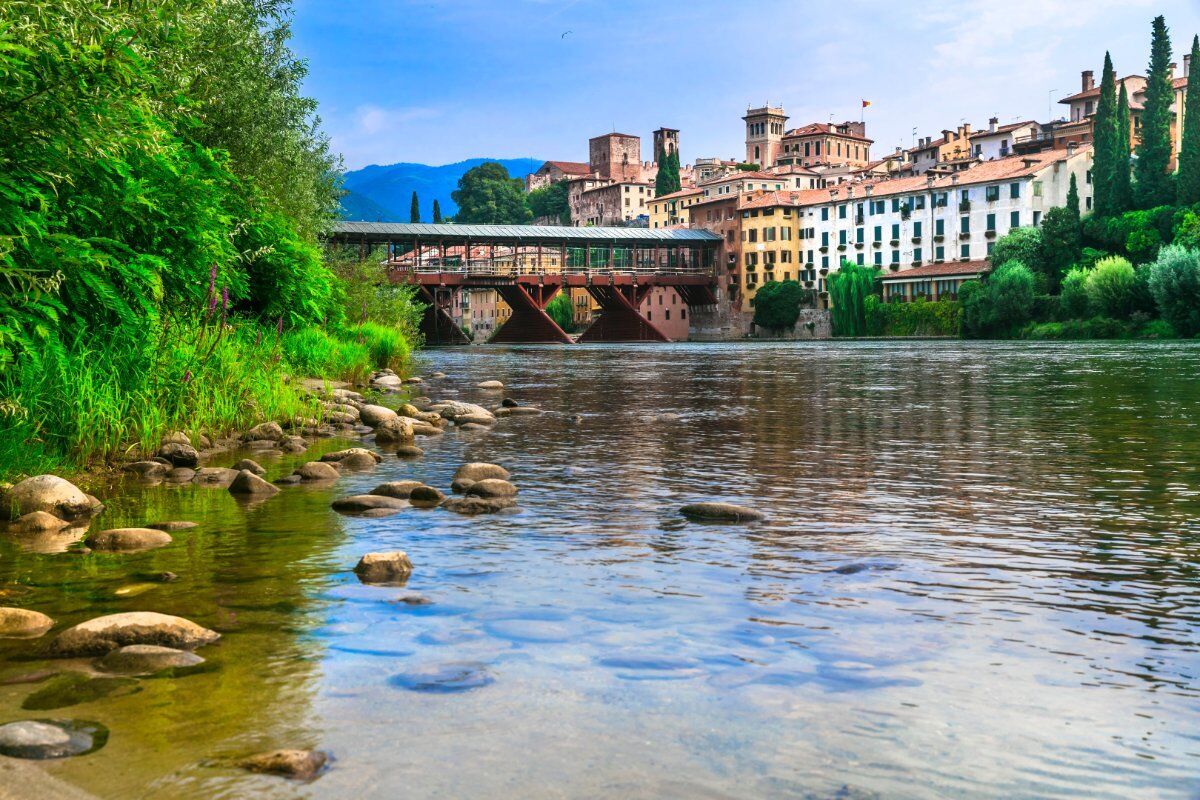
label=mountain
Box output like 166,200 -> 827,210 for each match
340,158 -> 544,222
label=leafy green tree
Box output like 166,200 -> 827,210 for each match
1040,206 -> 1082,290
1147,245 -> 1200,335
410,191 -> 420,223
451,162 -> 533,224
961,261 -> 1036,337
1178,36 -> 1200,204
1092,52 -> 1120,217
545,292 -> 577,332
1060,267 -> 1092,318
1136,15 -> 1176,208
828,261 -> 880,336
990,227 -> 1044,273
1113,83 -> 1134,213
752,280 -> 807,330
655,147 -> 682,197
432,199 -> 443,223
1085,256 -> 1137,318
527,181 -> 570,224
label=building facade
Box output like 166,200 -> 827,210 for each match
776,121 -> 873,169
648,187 -> 704,229
743,105 -> 788,167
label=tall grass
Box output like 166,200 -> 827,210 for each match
339,322 -> 411,369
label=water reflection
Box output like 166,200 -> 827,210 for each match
1,341 -> 1198,798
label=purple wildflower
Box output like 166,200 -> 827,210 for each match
276,316 -> 284,337
183,370 -> 193,383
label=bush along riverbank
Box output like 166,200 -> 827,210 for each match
0,2 -> 423,481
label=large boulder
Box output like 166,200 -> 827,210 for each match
161,431 -> 191,446
0,608 -> 54,638
453,463 -> 510,483
232,459 -> 266,476
239,749 -> 328,780
85,528 -> 172,552
408,486 -> 445,508
330,495 -> 408,513
296,461 -> 340,481
193,467 -> 240,485
123,460 -> 169,480
438,402 -> 495,423
1,475 -> 95,521
373,416 -> 414,444
369,481 -> 425,499
679,502 -> 764,522
155,442 -> 199,468
47,612 -> 220,656
359,404 -> 398,428
465,479 -> 518,498
396,403 -> 423,419
228,470 -> 280,497
442,496 -> 516,515
97,644 -> 204,675
319,448 -> 382,464
243,422 -> 284,442
0,719 -> 107,759
354,551 -> 413,584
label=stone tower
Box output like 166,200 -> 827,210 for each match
743,105 -> 788,167
653,127 -> 680,162
589,133 -> 642,182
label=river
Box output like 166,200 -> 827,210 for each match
2,341 -> 1198,799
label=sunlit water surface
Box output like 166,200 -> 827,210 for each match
2,341 -> 1199,799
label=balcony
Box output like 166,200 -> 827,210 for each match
855,214 -> 865,225
854,241 -> 864,250
911,236 -> 922,244
985,229 -> 997,239
959,200 -> 971,212
889,239 -> 900,247
872,240 -> 883,248
933,234 -> 945,243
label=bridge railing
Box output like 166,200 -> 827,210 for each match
388,258 -> 711,277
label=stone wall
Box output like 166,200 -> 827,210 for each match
751,309 -> 832,340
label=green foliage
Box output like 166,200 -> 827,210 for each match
410,191 -> 421,223
864,296 -> 961,336
1040,206 -> 1082,289
1021,317 -> 1177,340
527,181 -> 570,224
451,162 -> 533,224
1113,84 -> 1135,212
960,261 -> 1036,338
281,327 -> 372,382
752,280 -> 808,330
655,148 -> 682,197
1093,53 -> 1120,217
1147,245 -> 1200,336
432,199 -> 443,223
325,245 -> 425,338
1060,267 -> 1092,318
545,292 -> 577,333
736,163 -> 761,171
339,322 -> 411,370
990,226 -> 1044,273
1179,36 -> 1200,205
1081,205 -> 1176,262
1085,256 -> 1137,318
1136,15 -> 1177,208
828,261 -> 880,336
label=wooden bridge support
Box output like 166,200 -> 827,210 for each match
577,284 -> 670,343
417,286 -> 471,345
489,284 -> 573,344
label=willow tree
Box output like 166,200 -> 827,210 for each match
828,260 -> 881,337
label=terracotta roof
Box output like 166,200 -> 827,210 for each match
739,190 -> 806,210
542,160 -> 592,175
969,121 -> 1038,139
1059,75 -> 1143,104
650,187 -> 703,202
880,260 -> 991,280
784,122 -> 873,143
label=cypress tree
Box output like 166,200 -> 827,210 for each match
1067,173 -> 1080,217
1135,15 -> 1175,208
655,146 -> 681,197
410,191 -> 420,223
669,150 -> 683,194
1114,83 -> 1135,213
432,199 -> 442,223
1092,53 -> 1119,216
1177,35 -> 1200,204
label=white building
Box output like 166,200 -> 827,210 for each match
969,118 -> 1040,161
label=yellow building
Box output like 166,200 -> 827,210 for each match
735,191 -> 805,310
647,187 -> 704,229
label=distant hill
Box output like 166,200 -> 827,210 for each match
340,157 -> 544,222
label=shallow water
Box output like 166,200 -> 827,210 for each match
2,341 -> 1200,799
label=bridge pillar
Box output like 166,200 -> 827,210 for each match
577,284 -> 671,343
489,283 -> 573,344
417,286 -> 471,345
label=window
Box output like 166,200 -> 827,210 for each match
935,245 -> 945,261
1009,182 -> 1020,199
891,223 -> 900,240
960,215 -> 970,233
874,225 -> 882,241
874,251 -> 882,265
821,255 -> 829,268
913,221 -> 923,238
1032,181 -> 1043,197
856,227 -> 864,244
821,231 -> 829,247
891,250 -> 900,264
985,185 -> 1000,202
766,227 -> 776,242
1033,210 -> 1042,225
986,213 -> 996,231
892,198 -> 901,212
1010,210 -> 1020,228
839,204 -> 847,219
935,219 -> 945,236
839,230 -> 847,245
748,229 -> 758,242
913,195 -> 926,210
856,254 -> 864,265
987,241 -> 995,255
913,247 -> 922,263
821,207 -> 829,221
960,243 -> 970,258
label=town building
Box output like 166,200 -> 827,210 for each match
648,187 -> 704,229
775,121 -> 873,169
569,179 -> 655,226
909,124 -> 976,174
743,105 -> 789,167
525,160 -> 592,192
969,118 -> 1040,161
879,261 -> 991,303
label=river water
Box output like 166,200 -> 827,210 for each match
2,341 -> 1199,799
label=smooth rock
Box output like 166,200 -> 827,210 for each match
156,442 -> 199,468
501,397 -> 519,408
340,452 -> 378,469
243,421 -> 284,442
438,402 -> 495,422
239,749 -> 329,780
331,495 -> 408,514
85,528 -> 172,552
0,719 -> 108,759
228,470 -> 280,497
476,380 -> 504,390
145,521 -> 198,532
442,496 -> 516,515
166,467 -> 196,482
232,458 -> 266,476
274,475 -> 302,486
505,406 -> 543,415
124,460 -> 169,479
323,402 -> 360,420
193,467 -> 239,485
48,612 -> 220,657
296,461 -> 340,481
374,416 -> 415,444
369,481 -> 425,499
395,445 -> 424,459
390,662 -> 493,693
324,411 -> 357,425
454,414 -> 495,427
0,608 -> 54,638
453,463 -> 510,482
354,551 -> 413,584
8,511 -> 70,534
97,645 -> 204,675
679,502 -> 765,522
359,405 -> 398,427
450,478 -> 475,494
1,476 -> 94,521
410,422 -> 443,437
408,486 -> 445,508
465,479 -> 518,498
319,448 -> 382,464
21,673 -> 140,710
161,431 -> 191,446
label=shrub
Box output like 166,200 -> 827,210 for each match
960,260 -> 1036,338
865,296 -> 960,336
1084,256 -> 1137,318
1060,268 -> 1091,318
753,280 -> 808,331
340,322 -> 411,370
281,327 -> 372,382
1147,245 -> 1200,336
990,227 -> 1043,273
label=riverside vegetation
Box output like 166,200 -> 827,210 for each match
0,1 -> 422,482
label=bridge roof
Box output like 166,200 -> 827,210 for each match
330,222 -> 722,243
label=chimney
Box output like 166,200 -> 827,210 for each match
1082,70 -> 1095,92
847,185 -> 855,198
1067,142 -> 1078,156
1169,62 -> 1177,80
1186,54 -> 1193,78
926,175 -> 936,187
865,185 -> 874,196
950,174 -> 959,185
989,116 -> 999,134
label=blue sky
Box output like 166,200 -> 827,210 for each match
293,0 -> 1200,170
